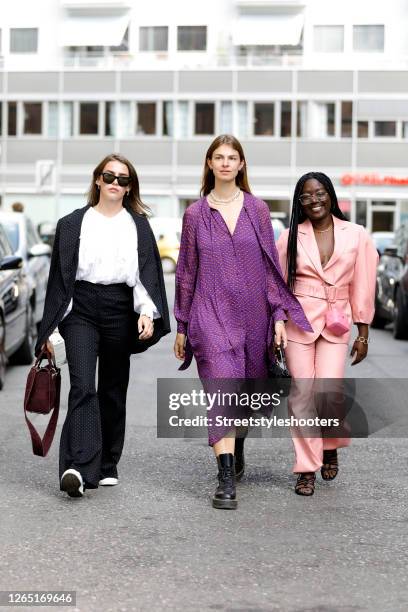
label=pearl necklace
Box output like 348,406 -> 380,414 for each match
209,189 -> 241,204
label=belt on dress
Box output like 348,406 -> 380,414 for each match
294,281 -> 349,303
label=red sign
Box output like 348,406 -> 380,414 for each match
341,173 -> 408,186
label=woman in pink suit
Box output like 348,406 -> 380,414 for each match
277,172 -> 378,496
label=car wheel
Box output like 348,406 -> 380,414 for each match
11,303 -> 37,365
371,284 -> 387,329
0,315 -> 6,391
393,287 -> 408,340
371,302 -> 387,329
161,257 -> 176,274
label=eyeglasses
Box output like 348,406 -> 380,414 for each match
299,190 -> 328,206
101,172 -> 131,188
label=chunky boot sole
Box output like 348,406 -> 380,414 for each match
61,473 -> 83,498
212,497 -> 238,510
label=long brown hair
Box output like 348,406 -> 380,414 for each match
200,134 -> 252,197
87,153 -> 150,215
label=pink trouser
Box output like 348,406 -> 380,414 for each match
285,337 -> 350,473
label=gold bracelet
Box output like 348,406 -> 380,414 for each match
356,336 -> 369,345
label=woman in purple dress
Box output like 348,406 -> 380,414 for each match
174,135 -> 312,509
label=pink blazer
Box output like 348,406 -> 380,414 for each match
276,216 -> 379,344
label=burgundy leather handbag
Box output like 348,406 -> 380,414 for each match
23,349 -> 61,457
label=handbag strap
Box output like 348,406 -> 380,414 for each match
23,373 -> 61,457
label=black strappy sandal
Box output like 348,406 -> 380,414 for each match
295,472 -> 316,496
321,449 -> 339,481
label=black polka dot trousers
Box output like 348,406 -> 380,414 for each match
58,280 -> 134,489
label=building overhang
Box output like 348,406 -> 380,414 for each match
233,10 -> 304,46
59,12 -> 130,46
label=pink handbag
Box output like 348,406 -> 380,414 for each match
324,286 -> 350,336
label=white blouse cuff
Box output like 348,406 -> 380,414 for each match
133,283 -> 159,320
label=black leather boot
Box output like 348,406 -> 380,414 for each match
212,453 -> 237,510
234,437 -> 245,481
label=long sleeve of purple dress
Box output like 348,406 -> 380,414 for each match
174,207 -> 198,335
258,201 -> 287,325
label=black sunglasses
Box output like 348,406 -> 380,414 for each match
101,172 -> 131,188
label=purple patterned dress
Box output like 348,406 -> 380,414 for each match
175,192 -> 312,445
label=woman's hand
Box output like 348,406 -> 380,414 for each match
41,340 -> 54,356
174,333 -> 186,360
138,315 -> 154,340
274,320 -> 287,349
350,338 -> 368,365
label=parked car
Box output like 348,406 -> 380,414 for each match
0,212 -> 51,327
372,223 -> 408,339
371,231 -> 395,256
37,221 -> 57,250
0,224 -> 36,388
150,217 -> 182,273
271,218 -> 285,241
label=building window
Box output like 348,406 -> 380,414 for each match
313,25 -> 344,53
297,101 -> 308,138
403,122 -> 408,139
163,101 -> 174,136
254,103 -> 274,136
80,102 -> 99,135
177,26 -> 207,51
357,121 -> 369,138
0,102 -> 2,136
308,102 -> 335,137
62,102 -> 73,138
326,103 -> 335,136
374,121 -> 396,137
341,102 -> 353,137
137,103 -> 156,135
176,101 -> 189,138
48,102 -> 58,138
237,102 -> 248,139
139,26 -> 168,52
10,28 -> 38,53
280,101 -> 292,137
356,200 -> 367,226
195,103 -> 214,135
8,102 -> 17,136
117,102 -> 131,138
353,25 -> 384,52
105,102 -> 116,137
23,102 -> 42,135
220,101 -> 233,133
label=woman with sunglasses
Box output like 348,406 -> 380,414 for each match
36,153 -> 170,497
174,135 -> 311,509
277,172 -> 378,496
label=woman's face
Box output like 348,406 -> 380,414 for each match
207,144 -> 244,184
96,160 -> 131,202
299,178 -> 332,222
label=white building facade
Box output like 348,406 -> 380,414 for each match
1,0 -> 408,229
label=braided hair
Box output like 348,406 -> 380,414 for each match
286,172 -> 348,290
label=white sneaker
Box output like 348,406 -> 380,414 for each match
99,477 -> 119,486
61,468 -> 84,497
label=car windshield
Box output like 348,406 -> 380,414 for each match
1,220 -> 19,252
374,235 -> 394,253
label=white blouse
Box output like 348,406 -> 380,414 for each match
64,207 -> 159,320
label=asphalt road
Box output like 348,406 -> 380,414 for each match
0,276 -> 407,612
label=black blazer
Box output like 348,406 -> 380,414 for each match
35,204 -> 171,356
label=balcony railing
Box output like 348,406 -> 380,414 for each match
62,49 -> 305,69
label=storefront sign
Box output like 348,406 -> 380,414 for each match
341,173 -> 408,186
